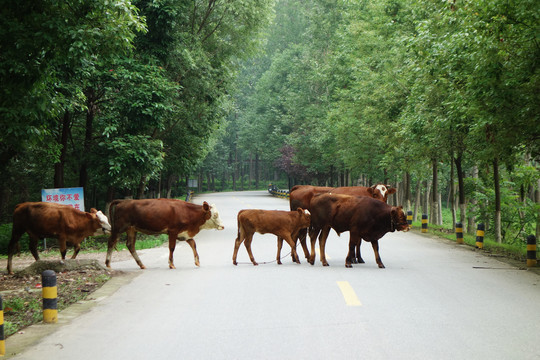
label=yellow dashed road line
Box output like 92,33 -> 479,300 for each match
337,281 -> 362,306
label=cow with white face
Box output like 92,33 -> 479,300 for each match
106,198 -> 224,269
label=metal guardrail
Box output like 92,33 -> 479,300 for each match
268,184 -> 289,199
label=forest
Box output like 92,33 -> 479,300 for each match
0,1 -> 538,247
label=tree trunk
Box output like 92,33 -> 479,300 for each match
137,175 -> 146,199
493,157 -> 502,243
431,159 -> 439,225
54,111 -> 70,188
467,166 -> 478,234
79,88 -> 97,199
454,153 -> 466,224
449,154 -> 456,231
255,152 -> 259,189
405,172 -> 412,210
536,178 -> 540,240
413,179 -> 421,222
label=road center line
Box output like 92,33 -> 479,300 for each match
337,281 -> 362,306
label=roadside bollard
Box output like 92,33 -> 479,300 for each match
475,223 -> 485,249
456,222 -> 464,244
421,214 -> 428,233
527,235 -> 537,267
42,270 -> 58,324
0,294 -> 5,356
407,211 -> 413,226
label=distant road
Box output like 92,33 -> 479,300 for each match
9,191 -> 540,359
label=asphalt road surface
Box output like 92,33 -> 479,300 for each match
8,191 -> 540,359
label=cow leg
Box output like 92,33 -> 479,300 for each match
276,237 -> 283,265
318,226 -> 331,266
243,234 -> 258,266
371,240 -> 385,268
355,239 -> 365,264
232,230 -> 245,265
283,235 -> 300,264
346,234 -> 360,268
28,235 -> 40,261
297,228 -> 310,260
105,231 -> 119,268
186,239 -> 200,267
59,238 -> 68,260
126,228 -> 146,269
308,227 -> 320,265
71,243 -> 80,259
168,234 -> 177,269
7,230 -> 25,275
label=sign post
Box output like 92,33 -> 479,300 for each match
41,187 -> 85,211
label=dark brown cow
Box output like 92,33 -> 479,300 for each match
105,199 -> 224,269
289,184 -> 396,261
309,193 -> 409,268
7,202 -> 111,274
331,184 -> 397,263
232,208 -> 311,266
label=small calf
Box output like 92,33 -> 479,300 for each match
232,208 -> 311,266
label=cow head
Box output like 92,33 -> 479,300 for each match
296,208 -> 311,229
369,184 -> 397,203
390,206 -> 410,232
201,202 -> 225,230
90,208 -> 112,235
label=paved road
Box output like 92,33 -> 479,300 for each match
7,191 -> 540,359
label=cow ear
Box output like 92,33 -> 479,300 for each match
366,187 -> 374,195
297,208 -> 303,215
202,202 -> 210,211
90,208 -> 98,214
387,187 -> 397,194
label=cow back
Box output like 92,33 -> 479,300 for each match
110,198 -> 211,235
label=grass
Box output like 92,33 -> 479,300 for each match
2,272 -> 111,337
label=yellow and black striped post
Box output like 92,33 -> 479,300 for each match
42,270 -> 58,324
0,294 -> 5,356
407,211 -> 413,226
421,214 -> 428,233
475,223 -> 485,249
527,235 -> 537,267
456,222 -> 464,244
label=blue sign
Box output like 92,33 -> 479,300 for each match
41,187 -> 85,211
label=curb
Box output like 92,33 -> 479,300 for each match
3,271 -> 140,358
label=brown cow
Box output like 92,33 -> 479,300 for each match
7,202 -> 111,274
289,184 -> 396,261
309,193 -> 409,268
105,199 -> 224,269
331,184 -> 397,263
232,208 -> 311,266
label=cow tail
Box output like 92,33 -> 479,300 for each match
108,200 -> 123,251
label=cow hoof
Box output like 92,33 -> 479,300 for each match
358,259 -> 365,264
252,262 -> 259,266
378,264 -> 385,269
140,265 -> 147,270
322,262 -> 329,267
233,261 -> 238,266
195,261 -> 200,267
277,260 -> 282,265
169,265 -> 176,269
345,263 -> 353,268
